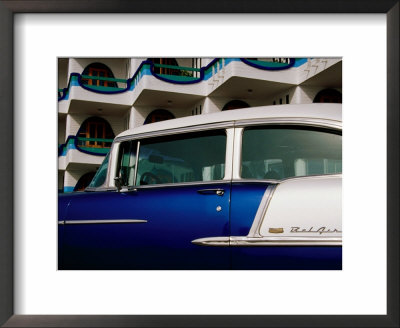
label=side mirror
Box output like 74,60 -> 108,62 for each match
114,176 -> 122,192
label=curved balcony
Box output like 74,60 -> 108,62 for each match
150,62 -> 203,84
58,58 -> 311,101
58,74 -> 130,101
240,58 -> 297,70
58,136 -> 113,157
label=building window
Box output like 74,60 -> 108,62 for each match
222,100 -> 250,111
286,95 -> 290,104
313,89 -> 342,103
81,63 -> 117,88
77,117 -> 115,149
144,109 -> 175,124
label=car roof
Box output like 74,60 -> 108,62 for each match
117,103 -> 342,139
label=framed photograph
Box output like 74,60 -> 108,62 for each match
1,1 -> 398,327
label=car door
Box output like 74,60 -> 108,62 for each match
61,129 -> 231,269
229,125 -> 343,269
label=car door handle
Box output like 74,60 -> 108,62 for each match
197,188 -> 225,196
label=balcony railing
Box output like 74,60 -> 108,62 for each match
58,58 -> 308,100
152,63 -> 201,82
76,137 -> 113,154
58,136 -> 113,157
240,58 -> 296,70
80,75 -> 128,92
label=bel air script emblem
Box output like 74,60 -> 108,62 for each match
290,227 -> 342,235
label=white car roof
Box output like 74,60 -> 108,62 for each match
117,103 -> 342,139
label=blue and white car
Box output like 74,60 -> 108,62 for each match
58,103 -> 342,270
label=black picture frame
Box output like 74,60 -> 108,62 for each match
0,1 -> 398,327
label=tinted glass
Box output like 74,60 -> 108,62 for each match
136,130 -> 226,186
241,126 -> 342,180
88,152 -> 110,188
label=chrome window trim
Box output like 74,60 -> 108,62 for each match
108,141 -> 121,188
86,180 -> 232,192
232,127 -> 243,180
232,173 -> 342,185
234,118 -> 342,130
58,219 -> 148,225
114,121 -> 235,143
224,128 -> 235,181
133,141 -> 140,186
121,180 -> 232,191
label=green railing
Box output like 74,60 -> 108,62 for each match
76,137 -> 113,155
153,63 -> 201,82
80,75 -> 127,92
77,137 -> 114,143
245,59 -> 292,68
153,63 -> 201,73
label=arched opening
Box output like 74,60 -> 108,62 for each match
148,58 -> 179,75
144,109 -> 175,125
313,89 -> 342,103
81,63 -> 117,88
77,117 -> 115,151
74,172 -> 96,191
222,100 -> 250,111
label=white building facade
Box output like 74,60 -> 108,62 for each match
58,57 -> 342,192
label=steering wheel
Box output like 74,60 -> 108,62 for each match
140,172 -> 162,185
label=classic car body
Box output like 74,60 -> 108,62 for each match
58,103 -> 342,270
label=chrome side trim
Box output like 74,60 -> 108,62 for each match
230,236 -> 342,246
191,237 -> 230,246
247,184 -> 278,237
191,236 -> 342,247
115,122 -> 235,143
58,219 -> 147,225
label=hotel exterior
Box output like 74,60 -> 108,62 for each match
58,57 -> 342,193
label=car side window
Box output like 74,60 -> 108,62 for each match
135,130 -> 226,186
241,126 -> 342,180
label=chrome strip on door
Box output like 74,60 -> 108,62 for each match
191,236 -> 342,247
58,219 -> 148,225
191,237 -> 230,246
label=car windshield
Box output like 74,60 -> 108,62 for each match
87,152 -> 110,188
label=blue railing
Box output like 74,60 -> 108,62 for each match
58,136 -> 113,157
58,58 -> 306,101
